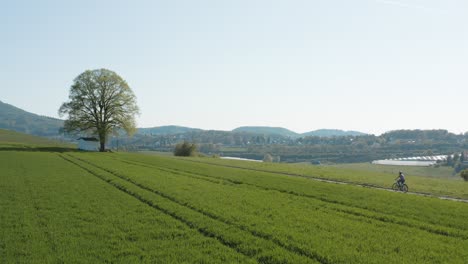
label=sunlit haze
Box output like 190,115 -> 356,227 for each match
1,0 -> 467,135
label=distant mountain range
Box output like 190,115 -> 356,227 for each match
233,126 -> 366,138
138,126 -> 367,138
1,100 -> 367,138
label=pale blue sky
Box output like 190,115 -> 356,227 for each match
1,0 -> 467,135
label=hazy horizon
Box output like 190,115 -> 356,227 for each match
3,96 -> 466,136
2,0 -> 467,135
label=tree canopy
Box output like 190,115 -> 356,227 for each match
59,69 -> 139,151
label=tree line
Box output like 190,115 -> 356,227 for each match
107,129 -> 468,163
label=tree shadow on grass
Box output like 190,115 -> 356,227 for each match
0,147 -> 80,153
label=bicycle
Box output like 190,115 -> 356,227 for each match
392,181 -> 408,193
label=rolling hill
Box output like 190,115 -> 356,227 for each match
0,129 -> 74,148
1,100 -> 368,139
233,126 -> 300,137
302,129 -> 367,137
0,100 -> 63,136
233,126 -> 367,138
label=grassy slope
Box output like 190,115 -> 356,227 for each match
176,156 -> 467,199
327,162 -> 456,178
0,101 -> 63,136
0,129 -> 74,149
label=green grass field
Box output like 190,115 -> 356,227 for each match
182,156 -> 468,199
327,162 -> 457,179
1,131 -> 468,263
0,129 -> 75,150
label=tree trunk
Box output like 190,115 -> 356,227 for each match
99,132 -> 106,152
99,141 -> 105,152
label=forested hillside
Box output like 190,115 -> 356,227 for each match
233,126 -> 300,137
138,125 -> 202,135
0,100 -> 63,136
302,129 -> 366,137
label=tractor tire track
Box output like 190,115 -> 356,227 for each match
110,157 -> 468,240
58,155 -> 258,262
61,154 -> 328,264
22,171 -> 59,257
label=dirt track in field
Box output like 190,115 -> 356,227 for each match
189,160 -> 468,204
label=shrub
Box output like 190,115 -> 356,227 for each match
174,142 -> 198,157
461,169 -> 468,181
263,154 -> 273,162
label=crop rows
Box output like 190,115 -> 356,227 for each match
61,154 -> 319,263
111,154 -> 468,233
109,156 -> 468,240
0,152 -> 255,263
67,153 -> 468,263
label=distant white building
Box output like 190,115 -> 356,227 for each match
372,160 -> 436,166
372,155 -> 449,167
77,137 -> 100,151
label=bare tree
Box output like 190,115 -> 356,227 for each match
59,69 -> 139,151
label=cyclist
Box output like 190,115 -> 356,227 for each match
395,171 -> 405,187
